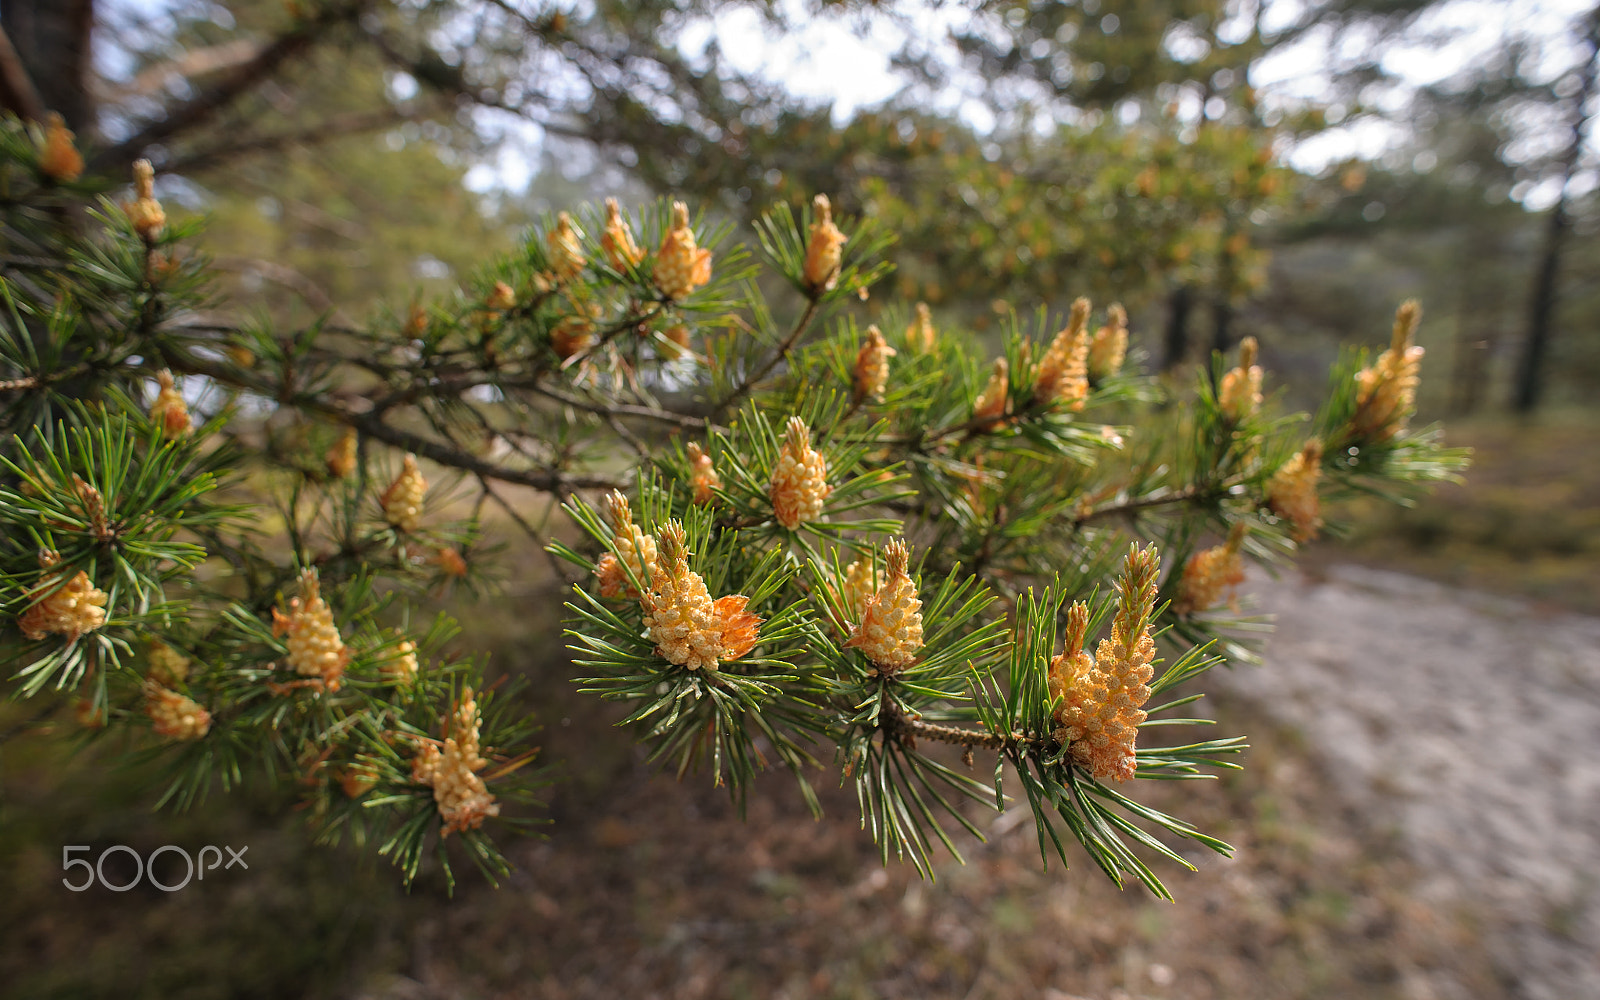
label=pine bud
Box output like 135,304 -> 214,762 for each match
383,636 -> 419,684
271,568 -> 350,692
149,370 -> 191,438
326,427 -> 358,478
601,197 -> 645,269
655,201 -> 713,300
434,547 -> 469,578
906,302 -> 936,354
486,280 -> 516,311
844,539 -> 923,672
687,442 -> 721,505
1218,336 -> 1263,422
1174,522 -> 1248,616
412,686 -> 500,836
640,521 -> 761,670
551,315 -> 596,360
405,301 -> 430,338
38,112 -> 84,183
1267,439 -> 1324,542
802,194 -> 847,294
380,454 -> 427,532
547,212 -> 586,281
1033,297 -> 1092,410
1054,545 -> 1160,782
125,159 -> 166,240
147,639 -> 191,685
338,767 -> 376,798
1087,303 -> 1128,380
594,490 -> 659,599
972,358 -> 1010,425
1351,300 -> 1424,442
852,324 -> 897,401
769,416 -> 831,529
18,551 -> 108,643
143,680 -> 211,741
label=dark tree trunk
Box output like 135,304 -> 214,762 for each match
1211,296 -> 1233,360
0,0 -> 95,132
1514,10 -> 1599,413
1162,284 -> 1193,371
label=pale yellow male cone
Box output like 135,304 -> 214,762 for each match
412,687 -> 500,836
547,212 -> 586,281
39,112 -> 84,183
601,197 -> 645,269
640,521 -> 761,671
381,454 -> 427,532
655,201 -> 713,300
1267,439 -> 1324,542
844,539 -> 923,672
271,568 -> 350,692
1174,522 -> 1248,616
803,194 -> 847,295
852,325 -> 896,401
1034,297 -> 1092,410
769,417 -> 831,529
1218,337 -> 1263,423
1053,544 -> 1160,783
143,680 -> 211,741
1351,300 -> 1424,442
18,550 -> 107,643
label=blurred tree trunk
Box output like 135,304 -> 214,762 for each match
1163,285 -> 1193,371
1514,10 -> 1599,413
0,0 -> 94,131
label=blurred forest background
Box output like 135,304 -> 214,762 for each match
2,0 -> 1598,997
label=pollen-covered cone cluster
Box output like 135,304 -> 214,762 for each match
687,443 -> 721,505
844,539 -> 923,672
853,324 -> 896,401
972,358 -> 1010,424
381,453 -> 427,532
803,193 -> 847,293
18,551 -> 107,642
594,490 -> 660,598
125,159 -> 166,240
1175,522 -> 1248,615
547,211 -> 587,281
1268,439 -> 1324,542
906,302 -> 936,354
769,416 -> 831,529
600,197 -> 644,269
271,569 -> 350,692
1052,545 -> 1160,783
1087,303 -> 1128,380
326,427 -> 358,478
1033,297 -> 1092,410
149,369 -> 191,438
412,687 -> 500,836
639,521 -> 761,671
1218,336 -> 1263,422
39,112 -> 83,183
655,201 -> 712,300
1352,300 -> 1425,442
143,679 -> 210,740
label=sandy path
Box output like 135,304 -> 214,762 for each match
1214,564 -> 1600,1000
